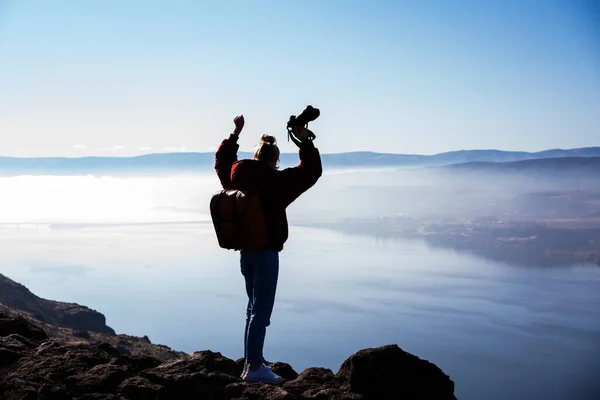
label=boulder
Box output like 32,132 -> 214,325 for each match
0,313 -> 48,342
336,344 -> 456,400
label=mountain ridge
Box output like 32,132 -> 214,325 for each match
440,155 -> 600,173
0,146 -> 598,175
2,145 -> 598,160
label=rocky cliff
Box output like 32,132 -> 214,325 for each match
0,312 -> 456,400
0,274 -> 183,361
0,273 -> 114,334
0,274 -> 457,399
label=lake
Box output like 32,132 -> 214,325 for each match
0,173 -> 599,400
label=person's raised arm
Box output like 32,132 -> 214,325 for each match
215,115 -> 244,189
278,125 -> 323,208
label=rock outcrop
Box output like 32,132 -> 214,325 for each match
0,273 -> 114,334
0,274 -> 183,361
0,312 -> 457,400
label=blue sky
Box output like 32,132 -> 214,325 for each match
0,0 -> 598,156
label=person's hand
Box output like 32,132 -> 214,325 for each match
292,124 -> 309,140
233,115 -> 245,136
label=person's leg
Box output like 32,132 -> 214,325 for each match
240,250 -> 254,363
245,250 -> 279,369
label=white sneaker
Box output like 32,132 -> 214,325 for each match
242,363 -> 284,385
241,361 -> 271,376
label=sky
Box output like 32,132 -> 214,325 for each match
0,0 -> 598,157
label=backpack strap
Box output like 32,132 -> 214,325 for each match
232,191 -> 240,231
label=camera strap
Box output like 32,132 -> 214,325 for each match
287,128 -> 316,148
287,128 -> 302,147
287,126 -> 316,148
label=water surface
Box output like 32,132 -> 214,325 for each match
0,174 -> 599,400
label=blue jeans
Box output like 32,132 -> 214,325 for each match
240,249 -> 279,365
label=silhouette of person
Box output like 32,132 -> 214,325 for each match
215,114 -> 322,384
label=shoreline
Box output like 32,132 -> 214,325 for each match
298,217 -> 600,267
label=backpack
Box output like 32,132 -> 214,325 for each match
209,189 -> 270,251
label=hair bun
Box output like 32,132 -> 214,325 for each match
260,134 -> 276,145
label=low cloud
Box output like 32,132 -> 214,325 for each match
100,145 -> 125,152
140,146 -> 153,151
164,145 -> 188,152
72,144 -> 87,149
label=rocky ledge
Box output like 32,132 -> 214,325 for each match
0,273 -> 114,334
0,312 -> 456,400
0,274 -> 183,361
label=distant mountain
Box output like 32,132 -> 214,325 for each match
442,156 -> 600,174
0,146 -> 598,175
273,147 -> 600,168
422,147 -> 600,166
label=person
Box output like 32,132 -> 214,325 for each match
214,114 -> 322,384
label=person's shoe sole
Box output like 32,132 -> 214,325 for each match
242,376 -> 283,385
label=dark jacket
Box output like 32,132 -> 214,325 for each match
215,134 -> 323,251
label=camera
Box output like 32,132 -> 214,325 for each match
287,105 -> 320,129
287,105 -> 319,144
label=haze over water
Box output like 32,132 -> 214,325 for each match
2,1 -> 599,398
1,171 -> 599,400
